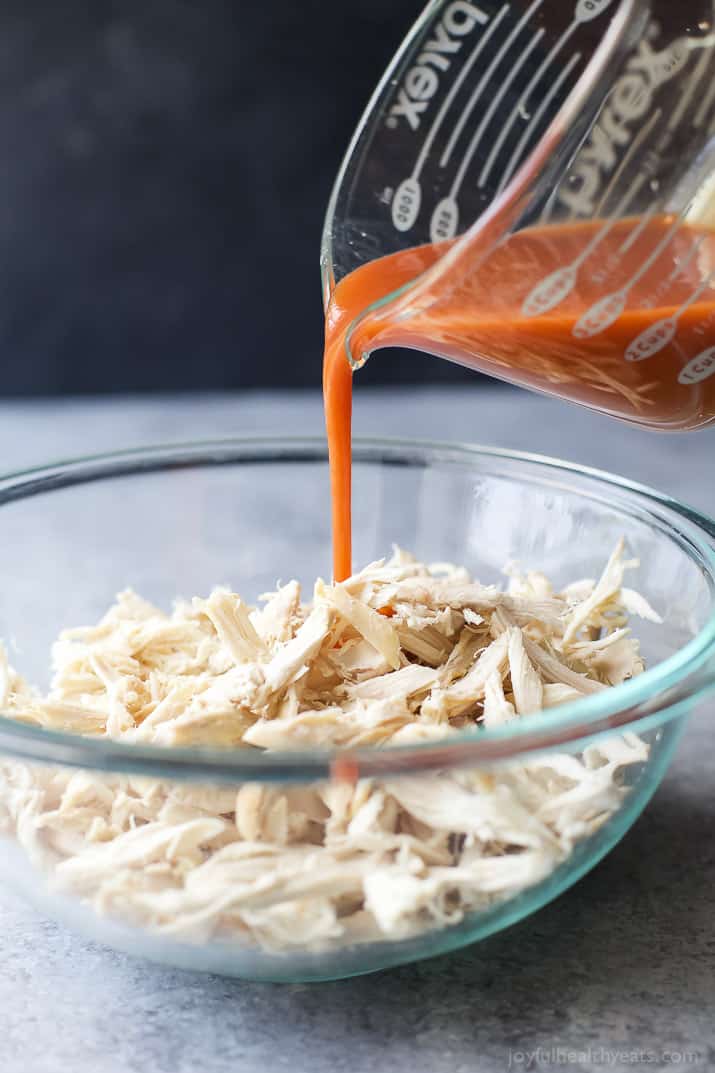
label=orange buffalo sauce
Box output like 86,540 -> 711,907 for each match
323,216 -> 715,580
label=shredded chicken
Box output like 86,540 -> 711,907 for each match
0,543 -> 657,952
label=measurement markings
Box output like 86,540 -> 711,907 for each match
440,0 -> 543,168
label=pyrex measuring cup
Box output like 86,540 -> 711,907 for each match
322,0 -> 715,429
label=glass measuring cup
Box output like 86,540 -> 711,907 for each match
321,0 -> 715,430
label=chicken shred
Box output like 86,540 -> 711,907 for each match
0,543 -> 653,952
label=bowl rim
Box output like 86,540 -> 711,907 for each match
0,434 -> 714,781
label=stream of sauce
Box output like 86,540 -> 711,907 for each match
323,216 -> 715,581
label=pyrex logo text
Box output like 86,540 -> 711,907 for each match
558,33 -> 690,216
387,2 -> 489,131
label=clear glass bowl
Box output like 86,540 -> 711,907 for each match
0,438 -> 713,982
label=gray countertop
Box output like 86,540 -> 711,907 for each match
1,387 -> 714,1073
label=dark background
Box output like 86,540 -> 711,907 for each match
1,0 -> 478,395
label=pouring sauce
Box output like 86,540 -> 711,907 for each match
324,215 -> 715,580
